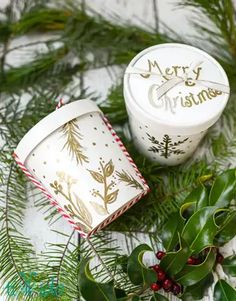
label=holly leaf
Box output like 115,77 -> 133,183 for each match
209,169 -> 236,208
214,280 -> 236,301
78,258 -> 117,301
127,244 -> 156,286
181,273 -> 214,301
160,212 -> 185,251
175,249 -> 216,286
104,160 -> 114,177
214,210 -> 236,246
160,236 -> 191,277
181,206 -> 219,254
222,255 -> 236,277
183,184 -> 209,211
88,170 -> 104,183
106,189 -> 119,204
150,293 -> 169,301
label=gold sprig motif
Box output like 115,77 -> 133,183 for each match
116,170 -> 143,190
50,172 -> 92,232
88,159 -> 119,215
62,119 -> 89,165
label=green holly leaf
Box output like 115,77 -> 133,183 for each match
175,249 -> 216,286
160,236 -> 191,277
209,169 -> 236,208
78,258 -> 117,301
181,273 -> 214,301
150,293 -> 169,300
127,244 -> 156,286
183,183 -> 209,211
214,280 -> 236,301
222,255 -> 236,277
160,212 -> 185,251
214,211 -> 236,246
181,206 -> 219,254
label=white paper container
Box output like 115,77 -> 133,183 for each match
14,100 -> 149,237
123,43 -> 230,166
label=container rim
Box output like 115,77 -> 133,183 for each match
14,99 -> 102,163
123,43 -> 230,134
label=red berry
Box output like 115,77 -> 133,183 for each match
152,264 -> 162,273
216,253 -> 224,264
172,283 -> 181,295
156,251 -> 166,260
187,256 -> 197,265
157,270 -> 166,281
150,282 -> 161,291
163,279 -> 172,290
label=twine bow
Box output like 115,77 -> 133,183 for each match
125,61 -> 230,100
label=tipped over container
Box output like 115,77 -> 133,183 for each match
14,100 -> 149,237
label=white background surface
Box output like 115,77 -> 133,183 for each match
0,1 -> 236,300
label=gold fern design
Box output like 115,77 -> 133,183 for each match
88,159 -> 119,215
62,118 -> 89,165
50,174 -> 92,232
116,170 -> 143,190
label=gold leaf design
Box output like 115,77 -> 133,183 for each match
88,159 -> 119,214
106,189 -> 119,204
88,170 -> 104,183
62,119 -> 89,165
73,192 -> 92,226
91,201 -> 108,216
50,173 -> 92,232
104,160 -> 114,177
116,170 -> 143,190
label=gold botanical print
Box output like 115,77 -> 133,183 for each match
62,118 -> 89,165
88,159 -> 119,215
116,170 -> 143,190
50,172 -> 92,232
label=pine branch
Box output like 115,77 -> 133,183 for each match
62,119 -> 89,165
116,170 -> 143,190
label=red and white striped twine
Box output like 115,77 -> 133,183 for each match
13,98 -> 150,238
56,98 -> 65,110
12,154 -> 87,238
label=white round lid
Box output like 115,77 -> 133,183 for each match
15,99 -> 102,163
124,43 -> 230,135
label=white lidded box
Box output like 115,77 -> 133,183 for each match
14,100 -> 149,237
123,43 -> 230,166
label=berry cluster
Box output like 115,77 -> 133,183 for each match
150,248 -> 224,295
150,251 -> 182,296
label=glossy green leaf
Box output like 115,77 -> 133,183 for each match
214,280 -> 236,301
181,273 -> 214,301
181,206 -> 219,254
222,255 -> 236,277
127,244 -> 156,286
160,237 -> 191,277
214,211 -> 236,246
160,212 -> 185,251
78,258 -> 117,301
186,209 -> 218,251
175,249 -> 216,286
183,184 -> 209,211
150,293 -> 169,301
209,169 -> 236,208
